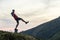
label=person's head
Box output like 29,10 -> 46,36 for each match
12,9 -> 15,12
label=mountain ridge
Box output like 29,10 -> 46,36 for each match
20,17 -> 60,40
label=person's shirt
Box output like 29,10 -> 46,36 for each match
11,12 -> 18,20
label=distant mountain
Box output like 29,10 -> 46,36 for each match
20,17 -> 60,40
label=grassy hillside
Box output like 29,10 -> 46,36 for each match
0,30 -> 38,40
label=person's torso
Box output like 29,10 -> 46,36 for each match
11,12 -> 18,19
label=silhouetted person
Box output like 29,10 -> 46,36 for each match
11,9 -> 29,29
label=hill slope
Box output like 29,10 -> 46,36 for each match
21,17 -> 60,40
0,31 -> 38,40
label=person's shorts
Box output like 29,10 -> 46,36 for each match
15,18 -> 22,21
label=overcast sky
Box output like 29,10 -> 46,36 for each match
0,0 -> 60,32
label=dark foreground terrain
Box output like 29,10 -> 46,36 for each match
0,30 -> 38,40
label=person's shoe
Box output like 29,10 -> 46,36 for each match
14,28 -> 18,33
25,21 -> 29,24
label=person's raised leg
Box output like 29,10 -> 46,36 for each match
20,18 -> 29,24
